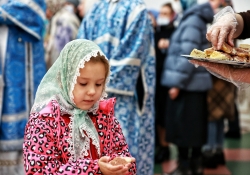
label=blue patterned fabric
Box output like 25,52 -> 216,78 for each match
78,0 -> 156,174
0,0 -> 46,151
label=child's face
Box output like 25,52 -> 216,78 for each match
72,61 -> 106,110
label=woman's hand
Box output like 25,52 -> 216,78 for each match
98,156 -> 135,175
189,60 -> 250,89
206,6 -> 238,50
158,38 -> 169,49
169,87 -> 180,100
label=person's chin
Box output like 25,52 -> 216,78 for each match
79,106 -> 90,111
80,103 -> 94,111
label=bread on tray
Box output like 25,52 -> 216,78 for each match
190,49 -> 206,58
189,43 -> 250,62
204,47 -> 215,57
209,51 -> 233,61
239,44 -> 250,50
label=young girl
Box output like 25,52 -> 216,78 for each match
23,39 -> 136,175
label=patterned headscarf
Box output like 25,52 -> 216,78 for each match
31,39 -> 110,161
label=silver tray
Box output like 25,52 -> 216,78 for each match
181,55 -> 250,68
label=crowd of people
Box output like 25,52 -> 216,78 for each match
0,0 -> 249,175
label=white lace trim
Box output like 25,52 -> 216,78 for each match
69,50 -> 110,114
66,50 -> 110,161
31,94 -> 73,114
66,114 -> 76,162
66,113 -> 100,162
80,119 -> 101,157
79,126 -> 91,157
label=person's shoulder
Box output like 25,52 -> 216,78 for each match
28,100 -> 65,132
182,3 -> 213,24
181,14 -> 205,30
98,97 -> 116,115
32,100 -> 61,118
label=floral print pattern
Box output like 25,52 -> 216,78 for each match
23,98 -> 136,174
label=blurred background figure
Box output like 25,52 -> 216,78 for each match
225,102 -> 241,139
153,2 -> 177,164
171,0 -> 183,14
221,0 -> 241,142
44,0 -> 63,47
179,0 -> 197,11
161,0 -> 222,174
203,75 -> 236,169
0,0 -> 46,174
77,0 -> 156,174
148,10 -> 158,30
77,0 -> 98,20
77,0 -> 85,20
45,0 -> 80,69
202,0 -> 240,169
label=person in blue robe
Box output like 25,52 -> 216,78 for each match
77,0 -> 156,174
0,0 -> 46,174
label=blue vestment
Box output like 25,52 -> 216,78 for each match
78,0 -> 156,174
0,0 -> 46,174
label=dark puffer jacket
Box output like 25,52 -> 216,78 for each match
161,2 -> 213,91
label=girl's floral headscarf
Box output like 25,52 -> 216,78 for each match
31,39 -> 110,161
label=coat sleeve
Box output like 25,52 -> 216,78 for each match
23,113 -> 102,174
0,0 -> 46,40
98,98 -> 136,174
176,24 -> 202,71
237,10 -> 250,39
108,115 -> 137,174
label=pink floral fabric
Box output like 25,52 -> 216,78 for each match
23,98 -> 136,174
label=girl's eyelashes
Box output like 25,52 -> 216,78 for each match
79,83 -> 103,86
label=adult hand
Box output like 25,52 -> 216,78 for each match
158,38 -> 169,49
206,6 -> 237,50
169,87 -> 180,100
189,60 -> 250,89
98,156 -> 135,175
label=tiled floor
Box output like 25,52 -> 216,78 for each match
154,90 -> 250,175
154,133 -> 250,175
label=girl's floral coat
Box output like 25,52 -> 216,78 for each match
23,98 -> 136,174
